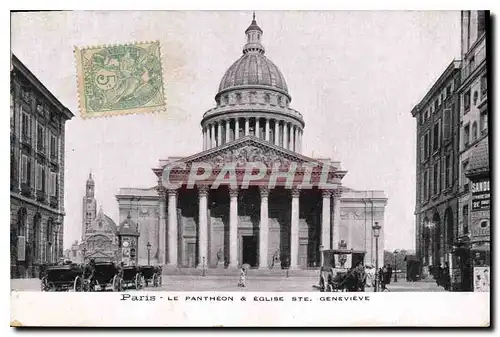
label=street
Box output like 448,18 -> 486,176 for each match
11,276 -> 446,292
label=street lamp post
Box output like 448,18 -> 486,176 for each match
372,222 -> 381,292
147,242 -> 152,266
393,249 -> 399,283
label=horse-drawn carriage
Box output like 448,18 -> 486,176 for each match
40,263 -> 91,292
88,261 -> 124,292
120,265 -> 144,290
318,249 -> 367,292
138,265 -> 162,288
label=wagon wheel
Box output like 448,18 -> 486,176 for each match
157,274 -> 162,287
73,276 -> 83,292
135,273 -> 143,290
40,276 -> 51,292
112,275 -> 122,292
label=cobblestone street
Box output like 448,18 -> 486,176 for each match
11,276 -> 446,292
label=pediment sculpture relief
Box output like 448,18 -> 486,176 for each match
204,145 -> 295,168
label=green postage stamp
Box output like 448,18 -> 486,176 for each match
75,41 -> 165,118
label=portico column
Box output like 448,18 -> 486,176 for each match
298,130 -> 302,153
203,128 -> 208,150
209,124 -> 214,149
235,118 -> 240,140
332,190 -> 342,249
229,187 -> 239,268
167,189 -> 178,266
290,125 -> 295,152
321,190 -> 332,249
284,123 -> 289,149
245,117 -> 249,136
265,118 -> 270,141
158,188 -> 167,264
294,126 -> 298,152
290,188 -> 300,269
259,187 -> 269,269
225,119 -> 230,144
216,121 -> 222,147
255,118 -> 260,138
197,186 -> 209,268
274,120 -> 279,146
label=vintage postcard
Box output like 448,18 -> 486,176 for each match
9,10 -> 490,327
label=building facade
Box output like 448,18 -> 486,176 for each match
68,174 -> 119,263
116,16 -> 388,270
456,10 -> 488,291
411,60 -> 462,278
10,55 -> 74,278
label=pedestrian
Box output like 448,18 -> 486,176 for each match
443,262 -> 451,291
386,264 -> 393,285
379,267 -> 386,291
238,266 -> 246,288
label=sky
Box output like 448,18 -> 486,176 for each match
11,11 -> 461,250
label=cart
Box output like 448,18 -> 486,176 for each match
40,263 -> 91,292
139,265 -> 162,288
120,265 -> 143,290
318,248 -> 366,292
89,261 -> 123,292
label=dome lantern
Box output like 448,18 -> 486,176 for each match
243,12 -> 265,55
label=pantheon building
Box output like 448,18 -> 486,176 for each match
117,16 -> 387,270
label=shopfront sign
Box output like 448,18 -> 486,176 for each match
472,180 -> 490,211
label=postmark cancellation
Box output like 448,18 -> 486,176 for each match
75,41 -> 166,118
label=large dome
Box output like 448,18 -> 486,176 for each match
218,53 -> 288,93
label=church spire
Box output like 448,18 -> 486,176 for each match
86,172 -> 95,198
243,12 -> 265,55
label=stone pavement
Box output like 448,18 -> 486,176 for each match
11,276 -> 446,292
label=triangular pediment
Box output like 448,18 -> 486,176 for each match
180,136 -> 322,168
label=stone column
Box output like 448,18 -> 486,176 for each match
290,125 -> 295,152
209,124 -> 214,149
245,118 -> 249,136
216,121 -> 222,147
202,128 -> 205,150
332,189 -> 342,249
290,188 -> 300,269
321,189 -> 332,249
259,187 -> 269,269
294,126 -> 298,152
255,117 -> 260,138
229,187 -> 239,268
298,130 -> 302,153
225,119 -> 230,144
274,120 -> 279,146
265,118 -> 270,142
197,186 -> 209,268
284,123 -> 289,149
235,118 -> 240,140
158,188 -> 167,264
167,189 -> 178,266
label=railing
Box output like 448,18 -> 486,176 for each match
20,183 -> 32,197
50,195 -> 58,208
36,190 -> 46,202
21,133 -> 31,145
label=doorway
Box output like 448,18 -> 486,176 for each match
241,236 -> 258,267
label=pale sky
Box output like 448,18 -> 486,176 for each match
11,11 -> 461,250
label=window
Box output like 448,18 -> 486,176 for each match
481,74 -> 487,96
478,11 -> 486,36
36,163 -> 45,192
480,110 -> 488,134
472,122 -> 478,141
445,154 -> 452,188
462,161 -> 469,192
235,93 -> 242,104
446,84 -> 452,98
424,131 -> 430,160
463,124 -> 470,148
264,93 -> 270,104
277,96 -> 283,106
426,109 -> 430,120
443,109 -> 451,140
433,162 -> 439,195
464,89 -> 471,112
480,220 -> 488,228
49,172 -> 57,197
420,135 -> 425,162
50,134 -> 57,159
37,123 -> 45,152
10,90 -> 14,129
21,110 -> 31,142
463,205 -> 469,235
423,170 -> 429,201
73,250 -> 76,258
434,100 -> 438,111
21,155 -> 31,184
433,120 -> 441,151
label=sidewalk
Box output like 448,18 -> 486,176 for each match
11,278 -> 41,291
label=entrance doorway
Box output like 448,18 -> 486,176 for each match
241,236 -> 258,267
